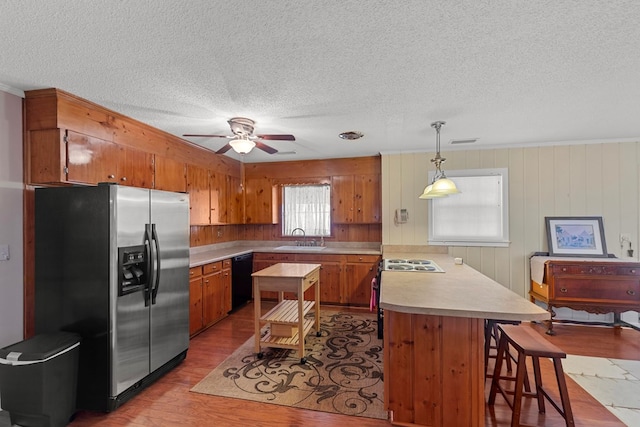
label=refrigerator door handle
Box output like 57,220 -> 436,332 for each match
144,224 -> 153,307
151,223 -> 161,304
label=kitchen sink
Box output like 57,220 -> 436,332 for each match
274,245 -> 327,251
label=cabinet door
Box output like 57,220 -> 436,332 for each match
354,174 -> 381,223
117,145 -> 154,188
210,171 -> 228,224
155,155 -> 186,192
331,175 -> 354,223
189,276 -> 203,336
345,261 -> 378,306
202,270 -> 222,326
66,130 -> 119,185
244,177 -> 277,224
222,266 -> 232,314
227,175 -> 244,224
187,164 -> 210,225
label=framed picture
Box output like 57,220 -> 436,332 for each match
545,216 -> 608,257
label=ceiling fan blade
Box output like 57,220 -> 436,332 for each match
255,141 -> 278,154
183,134 -> 232,138
255,134 -> 296,141
215,143 -> 233,154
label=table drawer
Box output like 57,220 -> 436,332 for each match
550,264 -> 617,276
553,278 -> 640,302
303,268 -> 320,290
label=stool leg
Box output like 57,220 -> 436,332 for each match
488,333 -> 507,405
511,352 -> 528,427
485,320 -> 494,377
531,356 -> 546,413
553,358 -> 575,427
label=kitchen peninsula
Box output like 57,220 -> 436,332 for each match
380,252 -> 549,427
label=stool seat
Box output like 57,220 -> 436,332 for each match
488,324 -> 575,427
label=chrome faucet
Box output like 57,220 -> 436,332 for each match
291,227 -> 306,246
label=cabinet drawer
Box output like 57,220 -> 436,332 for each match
203,261 -> 222,275
189,266 -> 203,278
553,278 -> 640,302
550,264 -> 617,276
530,280 -> 549,299
222,259 -> 231,269
617,266 -> 640,276
254,253 -> 295,262
346,254 -> 380,263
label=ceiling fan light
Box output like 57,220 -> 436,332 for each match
431,177 -> 460,194
419,184 -> 448,199
229,139 -> 256,154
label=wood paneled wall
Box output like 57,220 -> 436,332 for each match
382,142 -> 640,314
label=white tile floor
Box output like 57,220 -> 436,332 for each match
563,355 -> 640,427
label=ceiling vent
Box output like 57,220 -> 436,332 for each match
449,138 -> 478,145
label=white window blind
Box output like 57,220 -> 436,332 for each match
282,184 -> 331,236
428,168 -> 509,247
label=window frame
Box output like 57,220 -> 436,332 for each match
427,168 -> 510,247
280,183 -> 332,237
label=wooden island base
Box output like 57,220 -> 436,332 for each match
384,310 -> 484,426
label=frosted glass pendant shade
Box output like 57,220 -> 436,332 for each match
229,139 -> 256,154
419,184 -> 448,199
431,177 -> 460,195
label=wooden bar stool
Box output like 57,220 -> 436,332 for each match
488,324 -> 575,427
484,319 -> 521,379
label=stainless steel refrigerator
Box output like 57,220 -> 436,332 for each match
34,184 -> 190,411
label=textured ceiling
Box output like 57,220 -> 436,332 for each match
1,1 -> 639,162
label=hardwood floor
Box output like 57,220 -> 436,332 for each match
65,305 -> 637,427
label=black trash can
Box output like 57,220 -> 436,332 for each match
0,332 -> 80,427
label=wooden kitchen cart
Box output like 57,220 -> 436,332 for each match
252,263 -> 321,363
530,256 -> 640,335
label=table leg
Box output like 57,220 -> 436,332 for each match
254,281 -> 262,355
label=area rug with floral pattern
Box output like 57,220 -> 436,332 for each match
190,311 -> 385,419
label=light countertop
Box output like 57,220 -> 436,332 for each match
189,241 -> 381,267
380,253 -> 549,322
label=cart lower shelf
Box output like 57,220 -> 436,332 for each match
257,299 -> 319,363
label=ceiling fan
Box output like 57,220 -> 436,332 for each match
183,117 -> 295,155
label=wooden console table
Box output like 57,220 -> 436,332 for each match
530,256 -> 640,334
252,263 -> 321,363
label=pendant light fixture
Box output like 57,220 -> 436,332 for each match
419,121 -> 460,199
229,136 -> 256,154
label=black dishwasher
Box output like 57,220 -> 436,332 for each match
231,253 -> 254,311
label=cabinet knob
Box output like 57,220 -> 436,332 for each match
121,177 -> 127,182
628,290 -> 636,296
108,174 -> 115,179
560,287 -> 568,293
562,267 -> 567,272
631,269 -> 636,274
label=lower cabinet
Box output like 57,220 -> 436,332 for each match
189,259 -> 232,337
344,255 -> 379,306
253,252 -> 380,306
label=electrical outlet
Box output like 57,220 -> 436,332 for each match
0,244 -> 9,261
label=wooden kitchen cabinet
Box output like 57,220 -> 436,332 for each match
189,267 -> 204,336
255,252 -> 380,306
244,177 -> 278,224
332,174 -> 381,224
227,175 -> 244,224
344,254 -> 380,306
190,259 -> 232,337
186,164 -> 210,225
530,256 -> 640,334
154,154 -> 186,192
210,170 -> 229,224
29,128 -> 153,187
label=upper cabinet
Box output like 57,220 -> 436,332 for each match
332,174 -> 381,224
24,88 -> 241,197
154,154 -> 186,193
244,177 -> 278,224
187,164 -> 210,225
